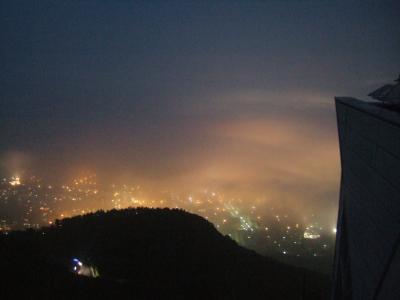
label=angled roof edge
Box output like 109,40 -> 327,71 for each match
335,97 -> 400,128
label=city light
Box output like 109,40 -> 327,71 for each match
303,225 -> 321,240
9,176 -> 21,186
0,173 -> 336,259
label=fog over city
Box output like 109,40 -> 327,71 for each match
1,1 -> 399,269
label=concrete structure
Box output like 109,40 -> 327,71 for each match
332,97 -> 400,299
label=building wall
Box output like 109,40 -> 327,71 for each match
333,97 -> 400,300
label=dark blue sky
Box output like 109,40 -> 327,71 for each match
1,0 -> 399,217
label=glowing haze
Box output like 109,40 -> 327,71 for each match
1,1 -> 399,227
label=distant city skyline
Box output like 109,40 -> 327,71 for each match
0,172 -> 336,273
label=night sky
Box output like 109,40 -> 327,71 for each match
1,1 -> 400,223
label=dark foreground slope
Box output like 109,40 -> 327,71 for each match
0,208 -> 330,299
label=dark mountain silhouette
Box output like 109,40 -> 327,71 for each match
0,208 -> 330,299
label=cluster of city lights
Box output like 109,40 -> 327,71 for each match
0,174 -> 337,260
